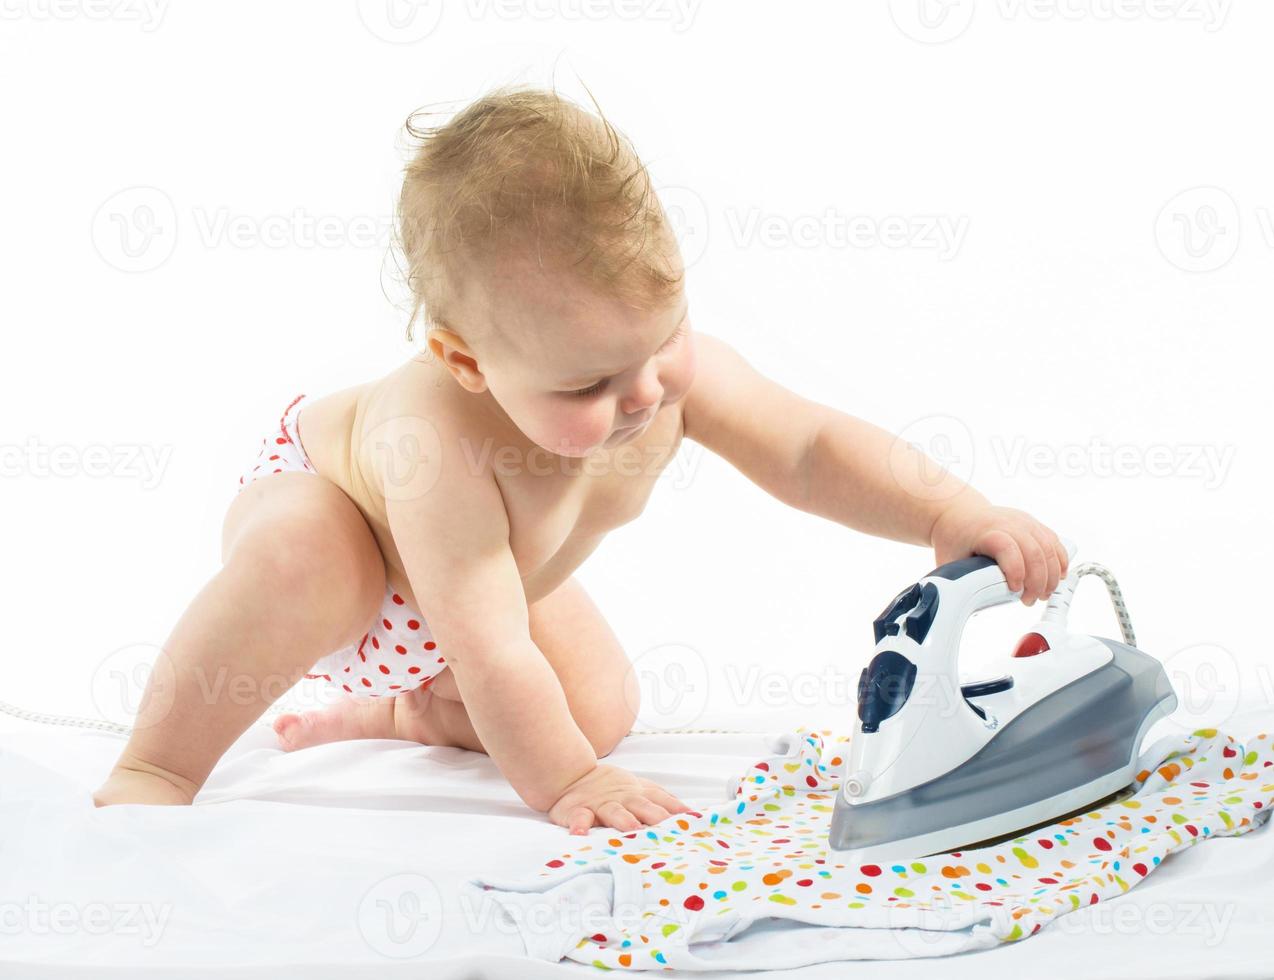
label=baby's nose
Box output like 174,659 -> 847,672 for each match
621,364 -> 663,415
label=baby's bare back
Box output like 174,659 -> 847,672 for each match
295,356 -> 686,609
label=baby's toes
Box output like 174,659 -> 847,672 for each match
273,708 -> 347,751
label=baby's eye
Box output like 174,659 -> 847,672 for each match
568,379 -> 608,398
657,324 -> 686,353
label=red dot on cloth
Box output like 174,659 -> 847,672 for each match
424,641 -> 436,651
546,860 -> 564,868
1133,863 -> 1149,876
342,684 -> 352,692
796,879 -> 813,887
407,667 -> 421,674
389,684 -> 401,690
407,620 -> 420,630
344,666 -> 351,672
272,469 -> 282,474
379,664 -> 390,674
395,645 -> 406,655
371,637 -> 380,650
1094,838 -> 1112,851
861,865 -> 882,877
275,436 -> 287,445
683,896 -> 704,911
268,455 -> 280,461
383,619 -> 393,630
361,678 -> 372,687
392,594 -> 405,605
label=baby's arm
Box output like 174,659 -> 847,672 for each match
381,434 -> 594,811
682,333 -> 1068,603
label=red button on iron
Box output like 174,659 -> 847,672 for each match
1013,632 -> 1050,658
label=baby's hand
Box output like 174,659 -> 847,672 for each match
930,503 -> 1069,605
549,763 -> 692,835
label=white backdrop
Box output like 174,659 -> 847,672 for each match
2,1 -> 1270,740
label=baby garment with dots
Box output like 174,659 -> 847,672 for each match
469,724 -> 1274,970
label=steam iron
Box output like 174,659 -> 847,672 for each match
829,546 -> 1178,859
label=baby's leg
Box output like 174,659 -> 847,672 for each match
92,473 -> 386,806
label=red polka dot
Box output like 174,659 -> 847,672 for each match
379,664 -> 390,674
382,619 -> 393,630
395,645 -> 406,654
861,865 -> 882,877
407,666 -> 421,674
275,436 -> 288,445
424,641 -> 436,651
361,678 -> 372,687
392,594 -> 405,605
683,895 -> 704,911
1094,837 -> 1112,851
371,637 -> 379,650
407,620 -> 420,630
389,684 -> 401,690
342,684 -> 352,692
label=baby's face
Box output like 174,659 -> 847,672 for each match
456,253 -> 696,457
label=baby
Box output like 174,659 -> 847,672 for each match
92,86 -> 1068,834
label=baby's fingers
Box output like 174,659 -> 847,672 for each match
567,806 -> 596,836
596,800 -> 643,833
643,783 -> 692,816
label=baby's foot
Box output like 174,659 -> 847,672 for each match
93,763 -> 198,807
274,688 -> 445,750
273,699 -> 396,751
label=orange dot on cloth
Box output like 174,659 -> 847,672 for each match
762,873 -> 784,886
855,883 -> 872,894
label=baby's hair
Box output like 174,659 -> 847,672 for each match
393,83 -> 684,346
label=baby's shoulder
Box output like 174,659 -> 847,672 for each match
355,356 -> 504,497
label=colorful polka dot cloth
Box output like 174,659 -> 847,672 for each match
470,725 -> 1273,970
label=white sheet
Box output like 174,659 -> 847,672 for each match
3,713 -> 1273,978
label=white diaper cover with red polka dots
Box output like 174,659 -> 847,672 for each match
238,393 -> 448,699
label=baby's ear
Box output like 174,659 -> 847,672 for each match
427,327 -> 487,393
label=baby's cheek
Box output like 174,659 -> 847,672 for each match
538,402 -> 612,456
663,339 -> 698,403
